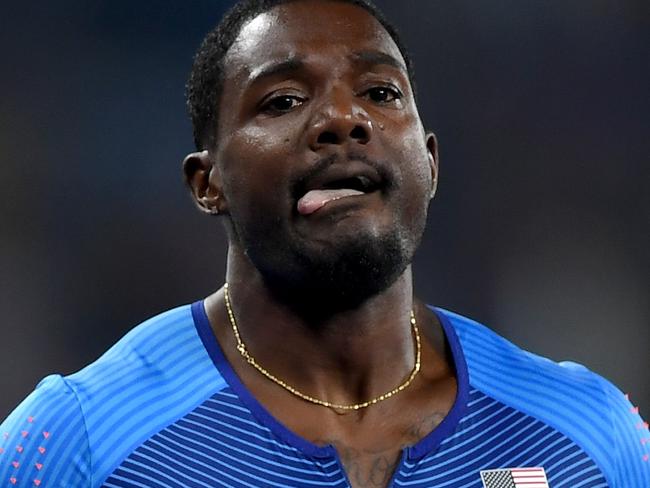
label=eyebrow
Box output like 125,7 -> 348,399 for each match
248,57 -> 306,86
246,50 -> 407,87
350,50 -> 407,73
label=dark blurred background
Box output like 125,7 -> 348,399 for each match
1,1 -> 648,418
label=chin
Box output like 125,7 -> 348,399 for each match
258,227 -> 416,318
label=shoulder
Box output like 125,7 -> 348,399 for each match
67,303 -> 207,400
0,374 -> 89,486
436,308 -> 650,487
1,303 -> 227,487
438,307 -> 603,392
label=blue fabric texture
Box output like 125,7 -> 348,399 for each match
1,303 -> 647,487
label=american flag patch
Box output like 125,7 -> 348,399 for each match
480,467 -> 550,488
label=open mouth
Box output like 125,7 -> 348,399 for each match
296,173 -> 383,216
321,175 -> 378,193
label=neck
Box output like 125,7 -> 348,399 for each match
218,245 -> 418,407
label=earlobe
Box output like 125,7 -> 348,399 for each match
425,132 -> 439,199
182,150 -> 226,215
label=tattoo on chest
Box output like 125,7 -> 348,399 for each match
334,441 -> 400,487
316,412 -> 446,488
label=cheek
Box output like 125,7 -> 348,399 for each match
384,112 -> 431,185
222,127 -> 276,175
396,134 -> 433,194
219,127 -> 294,210
247,110 -> 307,141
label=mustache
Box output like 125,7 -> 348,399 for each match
291,151 -> 396,197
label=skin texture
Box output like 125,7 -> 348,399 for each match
184,2 -> 455,486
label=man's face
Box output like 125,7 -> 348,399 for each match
203,0 -> 437,305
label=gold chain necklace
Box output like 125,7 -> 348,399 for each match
223,282 -> 422,411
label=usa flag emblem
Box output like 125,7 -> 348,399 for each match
480,467 -> 550,488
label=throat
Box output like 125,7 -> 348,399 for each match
224,281 -> 419,412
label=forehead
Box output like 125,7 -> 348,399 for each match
224,1 -> 404,80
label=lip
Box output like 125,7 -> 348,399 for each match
293,160 -> 384,202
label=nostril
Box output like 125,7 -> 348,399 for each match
350,125 -> 369,143
317,131 -> 339,145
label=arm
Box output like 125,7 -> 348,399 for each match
599,376 -> 650,487
0,375 -> 92,487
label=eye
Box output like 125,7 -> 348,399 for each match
363,86 -> 403,105
260,94 -> 306,115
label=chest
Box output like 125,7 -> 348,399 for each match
331,441 -> 403,488
302,410 -> 446,488
101,389 -> 608,488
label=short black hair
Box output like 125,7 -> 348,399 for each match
186,0 -> 415,150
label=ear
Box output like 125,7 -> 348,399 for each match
182,150 -> 227,215
425,132 -> 439,199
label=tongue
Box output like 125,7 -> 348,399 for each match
297,189 -> 364,215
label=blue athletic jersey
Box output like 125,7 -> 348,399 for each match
1,302 -> 648,487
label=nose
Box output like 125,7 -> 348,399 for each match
307,93 -> 373,150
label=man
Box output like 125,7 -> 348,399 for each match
1,0 -> 648,486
